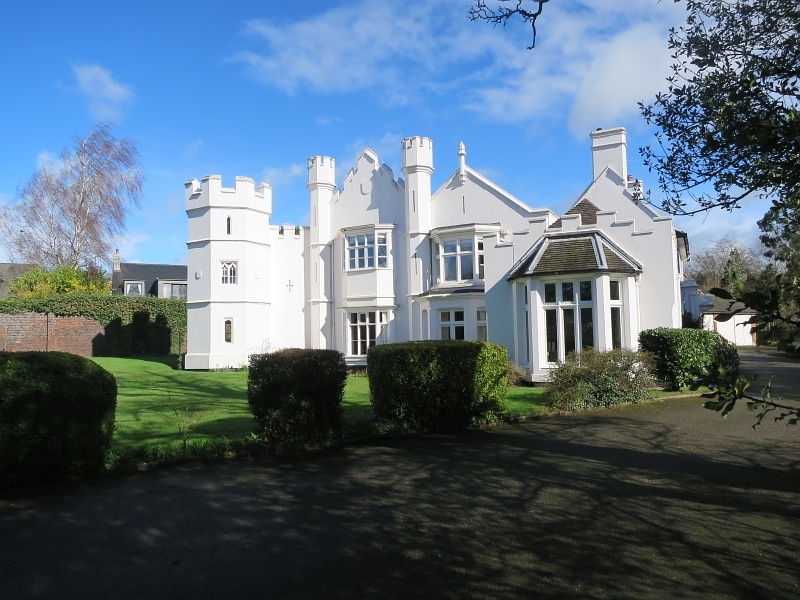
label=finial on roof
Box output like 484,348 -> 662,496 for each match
458,141 -> 467,184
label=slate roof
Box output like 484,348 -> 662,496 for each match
508,232 -> 641,280
111,263 -> 187,296
548,198 -> 602,229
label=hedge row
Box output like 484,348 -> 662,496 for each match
639,327 -> 739,389
0,351 -> 117,487
367,341 -> 508,432
0,293 -> 187,356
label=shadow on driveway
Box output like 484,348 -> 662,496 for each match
1,350 -> 798,599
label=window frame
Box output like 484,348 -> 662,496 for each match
348,310 -> 389,356
439,309 -> 465,340
343,227 -> 392,271
220,261 -> 238,285
433,235 -> 485,284
124,281 -> 145,297
542,278 -> 596,364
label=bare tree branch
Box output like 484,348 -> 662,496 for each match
469,0 -> 550,49
0,123 -> 142,270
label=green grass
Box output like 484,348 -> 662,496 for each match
93,358 -> 555,457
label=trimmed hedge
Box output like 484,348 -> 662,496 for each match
0,351 -> 117,487
546,348 -> 654,411
367,341 -> 508,432
248,349 -> 347,451
0,293 -> 187,356
639,327 -> 740,389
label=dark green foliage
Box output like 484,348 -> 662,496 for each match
0,293 -> 186,356
367,341 -> 508,432
639,327 -> 740,390
546,348 -> 654,412
248,349 -> 347,451
0,351 -> 117,486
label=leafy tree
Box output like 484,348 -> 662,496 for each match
0,123 -> 142,270
685,238 -> 764,293
639,0 -> 800,217
7,266 -> 110,300
469,1 -> 550,49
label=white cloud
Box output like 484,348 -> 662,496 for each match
568,24 -> 673,136
36,151 -> 63,171
261,163 -> 305,189
231,0 -> 686,134
110,231 -> 150,265
71,63 -> 133,122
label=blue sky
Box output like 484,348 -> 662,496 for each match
0,0 -> 769,268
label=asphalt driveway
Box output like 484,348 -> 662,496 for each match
0,349 -> 798,600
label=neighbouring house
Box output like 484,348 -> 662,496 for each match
681,278 -> 757,346
0,263 -> 35,299
111,250 -> 188,299
184,127 -> 689,380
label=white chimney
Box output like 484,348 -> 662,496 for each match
590,127 -> 627,183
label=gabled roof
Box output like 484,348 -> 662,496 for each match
508,231 -> 641,280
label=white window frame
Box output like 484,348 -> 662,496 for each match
220,261 -> 238,285
477,307 -> 488,342
609,279 -> 624,350
542,279 -> 596,363
439,309 -> 465,340
348,311 -> 389,356
434,236 -> 484,284
124,281 -> 145,296
344,229 -> 391,271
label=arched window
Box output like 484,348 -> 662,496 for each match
226,216 -> 232,235
224,319 -> 233,343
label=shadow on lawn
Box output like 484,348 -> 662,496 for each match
2,398 -> 798,600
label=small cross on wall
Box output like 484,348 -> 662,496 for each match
286,279 -> 293,292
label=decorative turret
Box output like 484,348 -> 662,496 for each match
401,136 -> 433,235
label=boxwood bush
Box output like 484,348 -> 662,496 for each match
248,349 -> 347,451
367,341 -> 508,432
0,351 -> 117,487
639,327 -> 740,389
546,348 -> 654,411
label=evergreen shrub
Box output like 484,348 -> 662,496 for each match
248,349 -> 347,451
639,327 -> 740,389
367,341 -> 508,432
0,351 -> 117,486
546,348 -> 654,411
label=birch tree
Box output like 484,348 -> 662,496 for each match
0,123 -> 143,270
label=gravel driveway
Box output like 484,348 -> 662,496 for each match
1,349 -> 798,600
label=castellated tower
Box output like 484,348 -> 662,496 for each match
307,156 -> 336,349
184,175 -> 272,369
401,136 -> 434,339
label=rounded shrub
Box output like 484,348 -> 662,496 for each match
0,351 -> 117,486
248,349 -> 346,451
639,327 -> 740,389
367,341 -> 508,432
546,348 -> 654,411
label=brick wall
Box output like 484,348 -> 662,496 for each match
0,313 -> 105,357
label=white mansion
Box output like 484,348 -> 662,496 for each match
184,127 -> 688,380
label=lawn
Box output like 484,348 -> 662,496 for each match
92,357 -> 550,454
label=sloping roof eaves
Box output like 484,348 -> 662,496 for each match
508,232 -> 640,280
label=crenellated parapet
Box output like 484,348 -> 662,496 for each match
185,175 -> 273,215
401,136 -> 434,174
